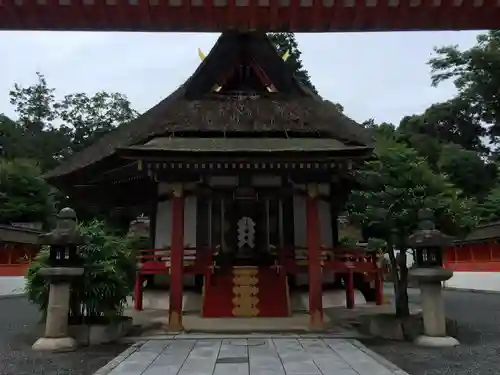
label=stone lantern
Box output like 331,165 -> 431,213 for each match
407,209 -> 459,347
32,208 -> 85,352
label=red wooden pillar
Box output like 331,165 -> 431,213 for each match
346,268 -> 354,309
134,273 -> 143,311
306,184 -> 323,329
169,184 -> 185,331
373,250 -> 383,305
375,270 -> 383,305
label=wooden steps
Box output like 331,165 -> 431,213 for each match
202,266 -> 289,317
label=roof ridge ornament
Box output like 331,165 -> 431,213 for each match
198,48 -> 206,61
281,50 -> 290,62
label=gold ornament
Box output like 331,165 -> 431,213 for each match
232,295 -> 259,306
230,266 -> 261,317
232,275 -> 258,285
232,306 -> 259,316
232,267 -> 258,276
233,285 -> 259,295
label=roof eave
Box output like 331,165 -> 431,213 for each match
116,146 -> 373,160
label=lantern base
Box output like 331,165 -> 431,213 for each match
39,267 -> 84,283
414,335 -> 460,347
32,336 -> 78,352
409,267 -> 453,283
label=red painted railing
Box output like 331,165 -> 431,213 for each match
133,246 -> 384,310
282,246 -> 380,274
136,246 -> 381,274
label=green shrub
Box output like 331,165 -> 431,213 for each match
25,220 -> 137,324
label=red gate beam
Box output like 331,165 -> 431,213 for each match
0,0 -> 499,32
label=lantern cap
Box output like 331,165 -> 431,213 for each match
38,207 -> 86,246
407,209 -> 454,248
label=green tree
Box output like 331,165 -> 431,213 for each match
267,32 -> 318,94
0,158 -> 55,225
477,185 -> 500,223
429,31 -> 500,146
0,114 -> 23,158
8,73 -> 66,171
396,99 -> 496,199
9,72 -> 57,134
438,143 -> 497,199
3,73 -> 139,229
362,119 -> 397,140
348,138 -> 477,317
6,73 -> 138,171
399,99 -> 486,154
55,91 -> 138,154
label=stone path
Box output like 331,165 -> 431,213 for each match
102,338 -> 408,375
0,276 -> 24,297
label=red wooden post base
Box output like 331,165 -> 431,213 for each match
306,186 -> 323,329
169,186 -> 185,331
346,268 -> 354,309
375,271 -> 383,305
134,273 -> 143,311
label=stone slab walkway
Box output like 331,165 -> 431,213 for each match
98,338 -> 408,375
0,276 -> 24,297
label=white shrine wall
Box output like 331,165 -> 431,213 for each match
444,272 -> 500,292
154,183 -> 197,286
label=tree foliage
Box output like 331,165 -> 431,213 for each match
438,143 -> 497,199
4,72 -> 138,171
55,91 -> 138,154
399,99 -> 486,154
429,31 -> 500,144
267,32 -> 318,94
0,158 -> 54,225
0,73 -> 139,227
348,138 -> 477,316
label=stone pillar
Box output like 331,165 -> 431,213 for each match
45,283 -> 71,338
409,268 -> 459,347
306,184 -> 323,330
420,282 -> 447,336
32,267 -> 84,351
169,184 -> 185,331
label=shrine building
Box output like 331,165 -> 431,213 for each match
444,221 -> 500,293
0,224 -> 41,277
44,31 -> 381,330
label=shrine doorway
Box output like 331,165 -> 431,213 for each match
219,196 -> 275,267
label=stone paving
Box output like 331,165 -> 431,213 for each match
104,338 -> 408,375
0,276 -> 25,297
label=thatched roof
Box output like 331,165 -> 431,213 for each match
462,221 -> 500,243
45,31 -> 372,182
0,224 -> 42,245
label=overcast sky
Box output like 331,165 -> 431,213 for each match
0,30 -> 483,125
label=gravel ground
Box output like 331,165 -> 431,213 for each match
363,289 -> 500,375
0,296 -> 129,375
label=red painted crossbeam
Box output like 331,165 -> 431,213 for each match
0,0 -> 498,32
